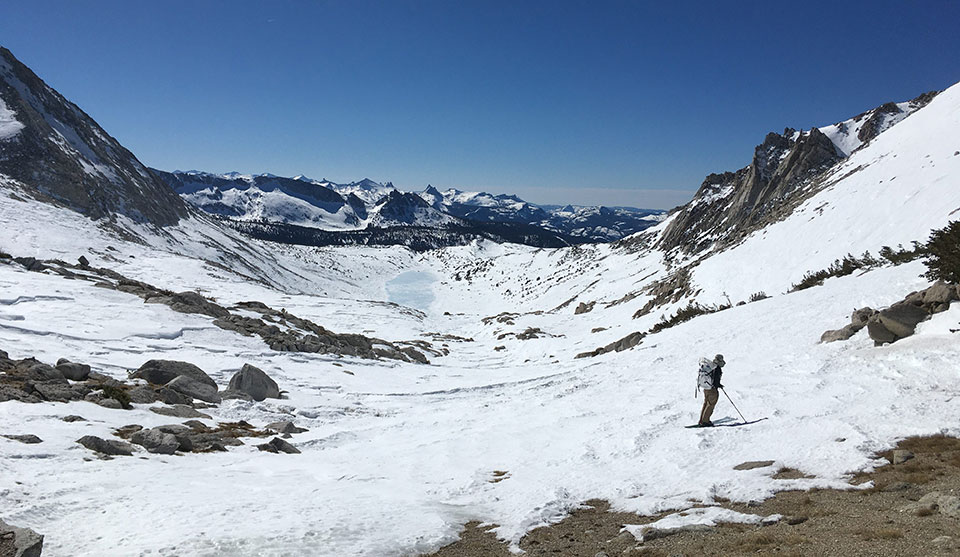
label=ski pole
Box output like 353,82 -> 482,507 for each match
721,387 -> 748,423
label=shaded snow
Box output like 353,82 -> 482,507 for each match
0,96 -> 25,140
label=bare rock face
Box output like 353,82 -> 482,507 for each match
658,126 -> 843,255
0,46 -> 188,226
0,518 -> 43,557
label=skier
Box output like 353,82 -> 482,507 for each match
697,354 -> 725,427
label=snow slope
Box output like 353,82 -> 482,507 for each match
692,82 -> 960,304
1,81 -> 959,557
0,96 -> 24,140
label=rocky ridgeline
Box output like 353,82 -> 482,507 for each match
656,91 -> 938,258
0,253 -> 429,363
821,281 -> 958,344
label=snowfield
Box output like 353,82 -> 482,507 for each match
1,84 -> 960,556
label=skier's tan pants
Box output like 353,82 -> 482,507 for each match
700,388 -> 719,424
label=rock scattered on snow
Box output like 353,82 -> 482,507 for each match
219,389 -> 255,401
76,435 -> 135,456
2,434 -> 42,444
127,385 -> 159,404
733,460 -> 775,470
257,437 -> 301,454
0,518 -> 44,557
129,428 -> 179,455
61,415 -> 86,422
132,359 -> 217,391
96,398 -> 124,410
149,404 -> 211,419
227,364 -> 280,401
820,307 -> 877,343
165,375 -> 221,404
864,281 -> 958,345
55,358 -> 90,381
264,420 -> 308,434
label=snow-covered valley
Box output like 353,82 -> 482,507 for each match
1,43 -> 960,557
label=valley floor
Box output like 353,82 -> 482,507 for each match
1,244 -> 958,556
1,192 -> 959,556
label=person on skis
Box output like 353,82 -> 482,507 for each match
697,354 -> 725,427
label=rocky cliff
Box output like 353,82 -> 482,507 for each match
657,91 -> 938,256
0,47 -> 187,226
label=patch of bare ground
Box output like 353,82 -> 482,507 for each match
425,435 -> 960,557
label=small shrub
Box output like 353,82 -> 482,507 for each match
790,251 -> 883,291
748,291 -> 769,302
879,242 -> 924,264
647,301 -> 729,335
922,220 -> 960,283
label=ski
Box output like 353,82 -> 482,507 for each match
685,417 -> 768,429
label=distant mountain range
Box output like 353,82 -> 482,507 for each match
151,169 -> 666,244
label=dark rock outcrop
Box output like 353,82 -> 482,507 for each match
132,360 -> 217,391
265,421 -> 308,434
820,307 -> 877,343
0,47 -> 188,226
76,435 -> 134,456
2,434 -> 42,444
165,375 -> 221,404
129,428 -> 179,455
149,404 -> 211,419
0,518 -> 44,557
227,364 -> 280,402
864,281 -> 958,345
659,127 -> 843,255
55,358 -> 90,381
257,437 -> 300,454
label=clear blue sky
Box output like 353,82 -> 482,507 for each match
2,1 -> 959,208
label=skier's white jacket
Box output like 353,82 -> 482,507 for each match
698,358 -> 718,390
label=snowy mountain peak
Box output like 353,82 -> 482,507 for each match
818,90 -> 938,156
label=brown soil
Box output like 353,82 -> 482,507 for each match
426,435 -> 960,557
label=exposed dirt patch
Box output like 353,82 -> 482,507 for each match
426,435 -> 960,556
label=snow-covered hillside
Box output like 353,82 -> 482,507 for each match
1,44 -> 959,557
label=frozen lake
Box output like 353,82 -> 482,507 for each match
385,270 -> 437,312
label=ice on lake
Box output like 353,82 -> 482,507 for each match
385,271 -> 437,312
